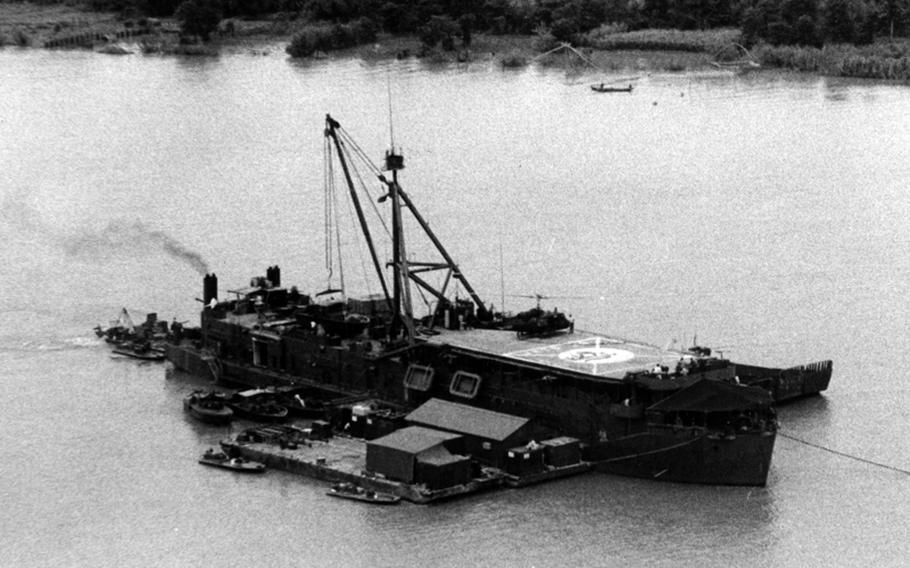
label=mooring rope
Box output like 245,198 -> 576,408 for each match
593,434 -> 704,464
778,431 -> 910,476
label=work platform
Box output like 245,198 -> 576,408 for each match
221,430 -> 590,504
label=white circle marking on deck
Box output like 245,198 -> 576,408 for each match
557,347 -> 635,365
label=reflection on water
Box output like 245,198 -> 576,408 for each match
3,49 -> 910,567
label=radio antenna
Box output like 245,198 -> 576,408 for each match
387,71 -> 395,149
499,231 -> 506,313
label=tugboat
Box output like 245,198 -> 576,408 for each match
166,115 -> 832,486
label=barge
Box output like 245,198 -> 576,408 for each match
168,115 -> 832,487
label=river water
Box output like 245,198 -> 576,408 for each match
2,45 -> 909,567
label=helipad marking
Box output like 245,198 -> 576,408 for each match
504,336 -> 643,376
558,346 -> 635,365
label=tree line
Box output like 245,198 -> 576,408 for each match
90,0 -> 910,47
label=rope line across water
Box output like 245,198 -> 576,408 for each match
779,431 -> 910,476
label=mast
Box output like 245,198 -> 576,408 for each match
325,113 -> 490,340
324,115 -> 393,315
385,149 -> 416,340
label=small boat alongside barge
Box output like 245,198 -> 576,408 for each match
199,448 -> 266,473
226,389 -> 289,422
112,342 -> 165,361
184,391 -> 233,425
327,482 -> 401,504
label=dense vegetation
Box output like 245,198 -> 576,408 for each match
11,0 -> 910,78
79,0 -> 909,46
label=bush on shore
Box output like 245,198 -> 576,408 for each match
175,0 -> 221,42
753,40 -> 910,79
582,27 -> 742,55
498,50 -> 528,68
1,28 -> 32,47
285,17 -> 377,57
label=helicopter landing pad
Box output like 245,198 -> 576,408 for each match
427,328 -> 683,380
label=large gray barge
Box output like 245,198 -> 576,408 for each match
168,115 -> 832,488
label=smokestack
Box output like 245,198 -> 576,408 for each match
266,265 -> 281,288
203,273 -> 218,306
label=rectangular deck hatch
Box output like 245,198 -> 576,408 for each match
404,364 -> 434,392
449,371 -> 482,399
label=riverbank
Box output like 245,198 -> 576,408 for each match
0,1 -> 123,46
2,2 -> 908,80
0,4 -> 726,73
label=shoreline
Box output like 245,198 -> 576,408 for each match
2,3 -> 908,81
0,4 -> 738,76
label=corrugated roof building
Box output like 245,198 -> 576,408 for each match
405,398 -> 536,467
366,426 -> 472,489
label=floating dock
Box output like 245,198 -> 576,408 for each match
220,428 -> 591,504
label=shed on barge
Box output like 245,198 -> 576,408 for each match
366,425 -> 472,489
405,398 -> 538,468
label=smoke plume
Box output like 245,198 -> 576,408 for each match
2,189 -> 210,275
64,220 -> 210,275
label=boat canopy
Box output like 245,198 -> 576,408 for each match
647,379 -> 772,413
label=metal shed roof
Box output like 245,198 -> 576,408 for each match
368,425 -> 462,454
406,398 -> 530,442
417,445 -> 470,466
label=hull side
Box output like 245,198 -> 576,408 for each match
587,428 -> 776,486
168,332 -> 778,486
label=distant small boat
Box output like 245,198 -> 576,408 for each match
198,449 -> 266,473
327,482 -> 400,504
591,83 -> 633,93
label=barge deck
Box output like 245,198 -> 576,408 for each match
220,432 -> 591,504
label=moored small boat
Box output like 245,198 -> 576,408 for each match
277,390 -> 329,419
198,448 -> 266,473
184,391 -> 233,424
227,389 -> 289,422
227,399 -> 289,422
327,482 -> 400,504
112,342 -> 165,361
